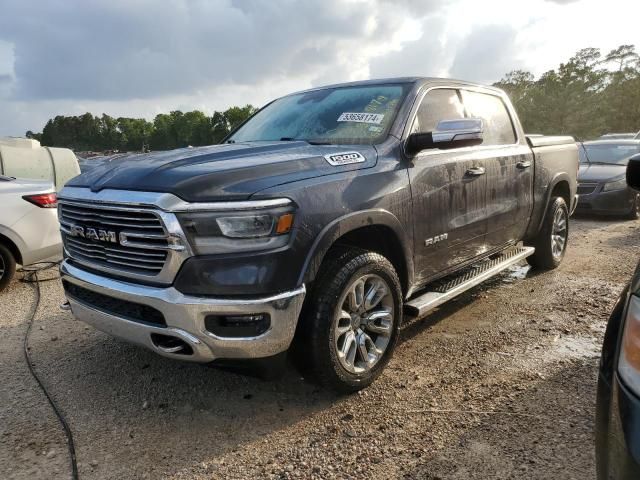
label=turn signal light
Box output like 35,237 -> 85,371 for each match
276,213 -> 294,234
22,192 -> 58,208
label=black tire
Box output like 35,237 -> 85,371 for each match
298,248 -> 403,393
625,193 -> 640,220
526,196 -> 569,270
0,243 -> 17,292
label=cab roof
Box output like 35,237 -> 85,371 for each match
290,77 -> 504,96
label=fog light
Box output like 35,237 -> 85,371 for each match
204,314 -> 271,338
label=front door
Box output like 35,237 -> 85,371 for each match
407,88 -> 489,282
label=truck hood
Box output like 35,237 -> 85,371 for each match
67,141 -> 377,202
578,163 -> 626,183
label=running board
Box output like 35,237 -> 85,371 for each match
405,246 -> 535,317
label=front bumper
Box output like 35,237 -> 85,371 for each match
576,185 -> 636,215
60,260 -> 306,362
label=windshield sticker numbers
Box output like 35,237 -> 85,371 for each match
337,112 -> 384,124
324,152 -> 366,166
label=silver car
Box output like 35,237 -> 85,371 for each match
0,176 -> 61,291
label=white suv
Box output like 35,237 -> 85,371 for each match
0,176 -> 61,291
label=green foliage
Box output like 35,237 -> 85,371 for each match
495,44 -> 640,140
32,105 -> 257,152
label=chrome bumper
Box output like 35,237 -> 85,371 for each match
60,260 -> 306,362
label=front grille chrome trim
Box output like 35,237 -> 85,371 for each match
58,191 -> 195,284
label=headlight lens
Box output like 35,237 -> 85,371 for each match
603,177 -> 627,192
176,203 -> 295,254
216,215 -> 275,238
618,295 -> 640,395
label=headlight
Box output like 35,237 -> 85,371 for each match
618,295 -> 640,395
216,214 -> 275,238
603,177 -> 627,192
176,202 -> 295,254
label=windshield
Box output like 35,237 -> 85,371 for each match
578,144 -> 589,164
583,143 -> 640,165
228,84 -> 410,145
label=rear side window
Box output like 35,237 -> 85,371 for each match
411,89 -> 465,134
461,91 -> 517,145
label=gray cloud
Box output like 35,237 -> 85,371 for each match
369,15 -> 449,79
0,0 -> 439,101
449,25 -> 522,84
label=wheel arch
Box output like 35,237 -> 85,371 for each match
299,210 -> 414,297
0,230 -> 23,265
525,174 -> 572,242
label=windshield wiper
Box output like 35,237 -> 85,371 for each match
279,137 -> 333,145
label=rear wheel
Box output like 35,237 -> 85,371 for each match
0,243 -> 16,292
299,249 -> 402,393
526,196 -> 569,270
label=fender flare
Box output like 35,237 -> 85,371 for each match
528,173 -> 573,239
298,209 -> 414,291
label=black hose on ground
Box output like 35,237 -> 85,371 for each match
19,261 -> 79,480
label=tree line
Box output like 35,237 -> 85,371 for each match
27,105 -> 257,152
26,44 -> 640,151
495,44 -> 640,140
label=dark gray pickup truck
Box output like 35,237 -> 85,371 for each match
58,78 -> 578,391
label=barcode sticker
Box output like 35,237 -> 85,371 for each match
337,112 -> 384,124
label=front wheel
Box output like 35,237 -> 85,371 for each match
299,249 -> 402,393
0,243 -> 17,292
526,196 -> 569,270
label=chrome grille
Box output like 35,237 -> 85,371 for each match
59,201 -> 169,276
577,183 -> 598,195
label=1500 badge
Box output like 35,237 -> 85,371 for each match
324,152 -> 366,166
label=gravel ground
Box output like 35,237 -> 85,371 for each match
0,216 -> 638,479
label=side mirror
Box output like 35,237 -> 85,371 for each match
406,118 -> 484,156
627,154 -> 640,190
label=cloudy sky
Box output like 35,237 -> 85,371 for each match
0,0 -> 638,136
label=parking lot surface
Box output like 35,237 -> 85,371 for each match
1,217 -> 638,479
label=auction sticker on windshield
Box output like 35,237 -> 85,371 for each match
337,112 -> 384,124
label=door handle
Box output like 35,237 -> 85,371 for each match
465,167 -> 485,177
516,161 -> 531,169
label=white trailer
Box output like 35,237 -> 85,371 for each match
0,138 -> 80,191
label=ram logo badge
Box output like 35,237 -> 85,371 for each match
69,225 -> 118,243
425,233 -> 448,247
324,151 -> 366,166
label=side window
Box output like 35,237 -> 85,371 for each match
461,91 -> 517,145
411,89 -> 465,134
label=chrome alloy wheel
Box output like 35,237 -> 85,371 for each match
333,274 -> 395,374
551,207 -> 567,258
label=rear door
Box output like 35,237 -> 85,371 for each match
459,89 -> 533,250
408,88 -> 488,281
